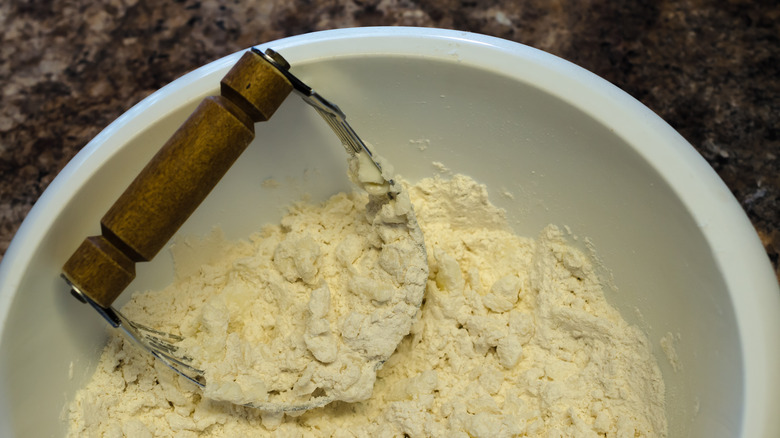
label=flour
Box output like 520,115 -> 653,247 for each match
67,174 -> 667,437
660,332 -> 682,372
164,151 -> 426,411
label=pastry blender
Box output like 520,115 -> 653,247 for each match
61,48 -> 410,413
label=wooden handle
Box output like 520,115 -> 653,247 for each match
63,50 -> 293,308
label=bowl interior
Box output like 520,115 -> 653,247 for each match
1,28 -> 775,437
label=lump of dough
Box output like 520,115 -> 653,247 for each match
482,275 -> 521,313
273,234 -> 321,284
304,285 -> 338,363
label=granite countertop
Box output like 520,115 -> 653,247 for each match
1,0 -> 778,281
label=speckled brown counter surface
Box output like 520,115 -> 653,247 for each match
1,0 -> 778,281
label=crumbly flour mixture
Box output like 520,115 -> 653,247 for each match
174,152 -> 428,413
67,174 -> 667,437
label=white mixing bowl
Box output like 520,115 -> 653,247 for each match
1,27 -> 778,437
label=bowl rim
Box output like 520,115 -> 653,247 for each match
1,26 -> 778,437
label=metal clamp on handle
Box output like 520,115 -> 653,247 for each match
251,47 -> 388,173
64,275 -> 121,327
